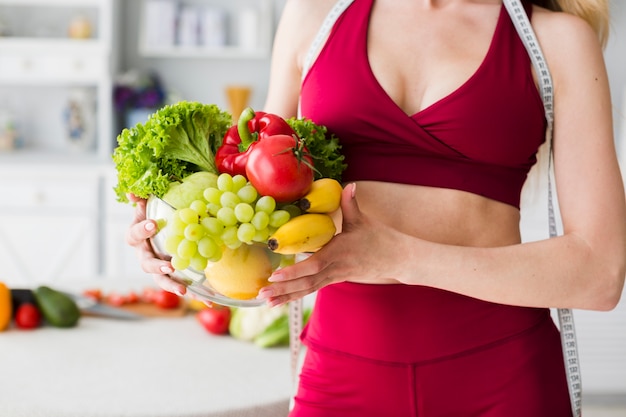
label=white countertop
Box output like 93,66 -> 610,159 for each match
0,286 -> 293,417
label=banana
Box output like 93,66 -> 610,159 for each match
298,178 -> 343,213
267,213 -> 336,254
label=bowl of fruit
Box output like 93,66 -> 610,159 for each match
113,102 -> 345,307
146,172 -> 300,307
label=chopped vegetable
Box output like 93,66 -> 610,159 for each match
112,101 -> 232,203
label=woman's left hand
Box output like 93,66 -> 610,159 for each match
257,183 -> 406,306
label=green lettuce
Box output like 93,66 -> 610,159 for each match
286,117 -> 347,182
113,101 -> 232,203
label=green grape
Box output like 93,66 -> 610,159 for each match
217,173 -> 234,191
168,216 -> 188,236
237,223 -> 256,244
208,250 -> 223,263
189,200 -> 208,217
234,203 -> 255,223
164,234 -> 184,254
269,210 -> 291,228
216,206 -> 238,227
251,211 -> 270,230
189,254 -> 208,272
231,174 -> 248,191
201,216 -> 225,236
237,184 -> 258,204
255,195 -> 276,214
198,236 -> 220,259
252,227 -> 270,243
221,225 -> 239,246
155,218 -> 167,231
171,255 -> 190,271
206,203 -> 221,217
178,207 -> 199,225
225,240 -> 243,250
177,239 -> 197,259
161,172 -> 218,210
184,223 -> 205,241
220,191 -> 241,209
203,187 -> 222,205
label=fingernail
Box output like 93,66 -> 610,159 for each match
268,272 -> 283,282
256,287 -> 273,300
268,299 -> 284,308
351,183 -> 357,198
145,221 -> 156,232
160,265 -> 173,274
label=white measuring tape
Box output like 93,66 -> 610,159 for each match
290,1 -> 582,415
503,2 -> 582,415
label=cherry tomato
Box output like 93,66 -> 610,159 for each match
141,287 -> 158,303
196,306 -> 231,335
106,292 -> 126,307
15,303 -> 42,329
125,291 -> 140,304
153,289 -> 180,309
82,288 -> 103,302
246,134 -> 314,203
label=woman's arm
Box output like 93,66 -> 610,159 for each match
260,11 -> 626,311
263,0 -> 334,117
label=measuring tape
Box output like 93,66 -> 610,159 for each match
503,2 -> 582,415
291,1 -> 582,415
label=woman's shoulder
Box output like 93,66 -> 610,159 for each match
531,5 -> 603,54
530,5 -> 606,83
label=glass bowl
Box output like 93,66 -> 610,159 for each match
146,195 -> 290,307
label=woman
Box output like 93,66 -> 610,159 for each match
127,0 -> 625,415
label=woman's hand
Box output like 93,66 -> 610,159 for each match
125,194 -> 187,295
257,183 -> 406,306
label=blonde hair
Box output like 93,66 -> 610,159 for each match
533,0 -> 610,46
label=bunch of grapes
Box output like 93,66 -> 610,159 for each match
162,173 -> 296,272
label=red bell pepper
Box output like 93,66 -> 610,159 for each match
215,108 -> 296,177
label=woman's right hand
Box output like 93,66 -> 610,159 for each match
125,194 -> 187,295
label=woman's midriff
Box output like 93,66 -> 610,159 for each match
302,181 -> 547,364
344,181 -> 523,247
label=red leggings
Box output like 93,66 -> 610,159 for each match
290,284 -> 572,417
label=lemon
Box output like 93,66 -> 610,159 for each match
204,244 -> 273,300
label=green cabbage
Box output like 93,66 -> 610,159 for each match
113,101 -> 232,203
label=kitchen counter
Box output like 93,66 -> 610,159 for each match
0,283 -> 293,417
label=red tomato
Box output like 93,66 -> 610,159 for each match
141,287 -> 158,303
246,134 -> 314,203
82,288 -> 103,302
124,291 -> 140,304
106,292 -> 126,307
196,306 -> 231,335
153,289 -> 180,309
15,303 -> 42,329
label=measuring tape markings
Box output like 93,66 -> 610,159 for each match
504,1 -> 582,416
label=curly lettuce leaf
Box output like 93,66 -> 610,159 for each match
286,117 -> 347,182
113,101 -> 232,203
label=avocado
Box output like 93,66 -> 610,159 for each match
33,286 -> 81,328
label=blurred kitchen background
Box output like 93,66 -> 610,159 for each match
0,0 -> 624,412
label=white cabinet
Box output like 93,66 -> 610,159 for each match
0,167 -> 100,287
102,167 -> 147,279
0,0 -> 116,162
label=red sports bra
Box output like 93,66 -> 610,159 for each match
300,0 -> 546,208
